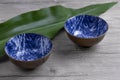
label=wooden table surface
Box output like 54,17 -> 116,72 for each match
0,0 -> 120,80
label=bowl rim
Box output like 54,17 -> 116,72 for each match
64,14 -> 109,39
4,33 -> 53,62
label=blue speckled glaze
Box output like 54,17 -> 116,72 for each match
65,15 -> 108,38
5,33 -> 52,61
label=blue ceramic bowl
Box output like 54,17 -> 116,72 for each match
64,15 -> 108,47
5,33 -> 52,69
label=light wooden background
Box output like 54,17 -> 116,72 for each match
0,0 -> 120,80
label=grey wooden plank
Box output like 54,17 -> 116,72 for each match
0,0 -> 119,4
0,0 -> 119,22
0,76 -> 120,80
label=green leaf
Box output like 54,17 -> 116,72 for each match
0,2 -> 117,57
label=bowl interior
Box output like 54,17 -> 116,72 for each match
65,15 -> 108,38
5,33 -> 52,61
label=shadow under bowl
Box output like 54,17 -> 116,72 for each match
5,33 -> 52,69
64,15 -> 108,47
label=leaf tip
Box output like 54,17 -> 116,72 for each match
112,2 -> 118,4
106,2 -> 118,6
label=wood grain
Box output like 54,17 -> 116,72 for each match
0,0 -> 120,80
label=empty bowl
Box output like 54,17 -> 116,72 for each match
64,15 -> 108,47
5,33 -> 52,69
